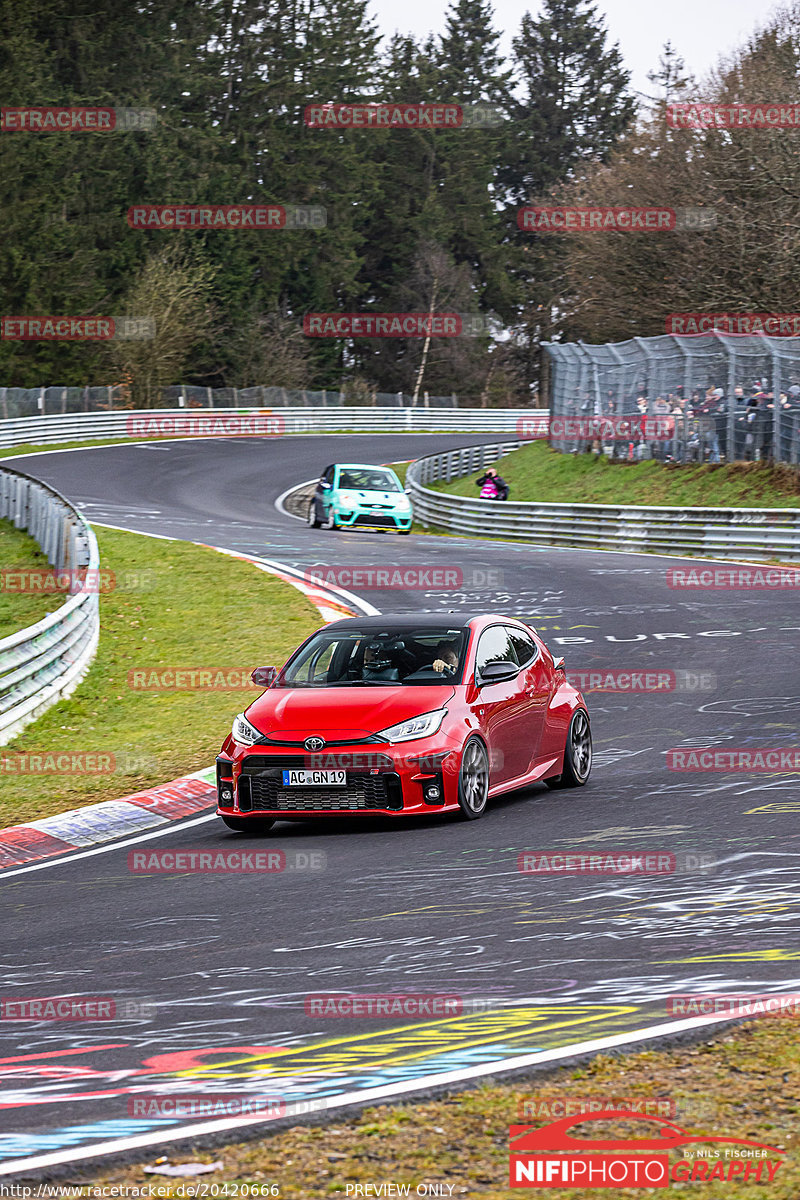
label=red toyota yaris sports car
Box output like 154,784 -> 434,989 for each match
216,613 -> 591,831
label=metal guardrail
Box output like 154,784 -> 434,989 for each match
0,469 -> 100,745
0,407 -> 541,450
406,439 -> 800,562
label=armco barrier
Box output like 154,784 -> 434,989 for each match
406,442 -> 800,563
0,407 -> 546,450
0,469 -> 100,745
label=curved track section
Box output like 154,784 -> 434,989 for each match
2,435 -> 799,1176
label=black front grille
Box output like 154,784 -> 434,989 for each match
237,757 -> 402,812
351,514 -> 398,528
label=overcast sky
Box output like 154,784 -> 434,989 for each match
369,0 -> 781,98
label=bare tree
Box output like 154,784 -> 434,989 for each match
103,246 -> 215,408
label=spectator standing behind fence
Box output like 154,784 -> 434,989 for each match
476,467 -> 509,501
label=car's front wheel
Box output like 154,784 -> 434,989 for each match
546,709 -> 592,788
457,736 -> 489,819
322,507 -> 337,530
307,501 -> 321,528
220,816 -> 276,833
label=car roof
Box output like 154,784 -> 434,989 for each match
321,613 -> 530,632
333,463 -> 399,472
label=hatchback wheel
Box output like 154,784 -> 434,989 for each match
307,502 -> 321,528
457,736 -> 489,819
546,709 -> 592,788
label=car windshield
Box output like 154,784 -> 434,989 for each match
277,627 -> 467,687
337,468 -> 401,492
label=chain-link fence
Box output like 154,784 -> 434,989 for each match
544,333 -> 800,465
0,385 -> 458,418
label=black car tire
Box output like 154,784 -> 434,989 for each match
545,709 -> 592,789
457,736 -> 489,820
307,501 -> 321,528
220,816 -> 276,833
322,507 -> 337,530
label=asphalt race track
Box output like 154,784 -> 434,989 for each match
2,433 -> 800,1176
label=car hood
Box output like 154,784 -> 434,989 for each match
247,685 -> 451,739
339,489 -> 404,504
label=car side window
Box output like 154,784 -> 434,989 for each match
323,466 -> 335,485
475,625 -> 518,675
507,627 -> 537,666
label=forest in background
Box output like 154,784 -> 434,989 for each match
1,0 -> 798,405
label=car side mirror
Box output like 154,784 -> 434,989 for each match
553,656 -> 565,672
251,665 -> 278,688
477,660 -> 520,686
319,479 -> 331,490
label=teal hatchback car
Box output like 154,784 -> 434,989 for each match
308,463 -> 413,533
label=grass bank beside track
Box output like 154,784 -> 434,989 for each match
0,518 -> 66,637
431,441 -> 800,508
86,1017 -> 799,1198
0,527 -> 321,827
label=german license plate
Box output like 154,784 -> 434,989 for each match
282,769 -> 346,787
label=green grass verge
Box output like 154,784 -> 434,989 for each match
431,441 -> 800,508
0,527 -> 321,827
87,1016 -> 798,1197
0,518 -> 66,637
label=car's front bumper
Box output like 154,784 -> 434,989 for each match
216,739 -> 459,819
334,504 -> 412,531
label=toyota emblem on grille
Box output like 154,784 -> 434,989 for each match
304,736 -> 325,751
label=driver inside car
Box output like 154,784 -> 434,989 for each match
431,642 -> 459,675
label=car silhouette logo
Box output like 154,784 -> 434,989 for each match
304,736 -> 325,751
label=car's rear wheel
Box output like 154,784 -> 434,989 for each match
307,502 -> 321,528
220,816 -> 276,833
546,709 -> 592,788
457,736 -> 489,819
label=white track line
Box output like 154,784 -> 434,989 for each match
0,1013 -> 737,1175
275,477 -> 318,521
0,813 -> 218,880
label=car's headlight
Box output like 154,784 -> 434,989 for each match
377,709 -> 447,743
232,713 -> 262,746
339,492 -> 355,505
396,495 -> 411,509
